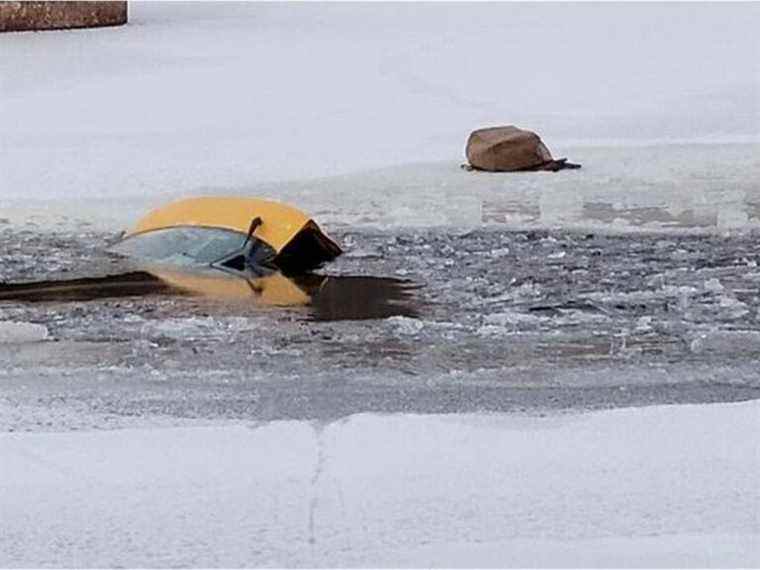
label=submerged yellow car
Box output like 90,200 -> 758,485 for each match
112,196 -> 342,275
108,195 -> 344,308
0,197 -> 419,320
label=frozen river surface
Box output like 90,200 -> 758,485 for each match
2,219 -> 760,566
2,220 -> 760,567
2,224 -> 760,429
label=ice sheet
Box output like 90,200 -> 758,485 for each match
0,321 -> 48,343
1,3 -> 758,232
1,402 -> 758,567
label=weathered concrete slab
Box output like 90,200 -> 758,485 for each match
0,1 -> 126,32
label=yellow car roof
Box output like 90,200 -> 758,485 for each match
127,196 -> 313,254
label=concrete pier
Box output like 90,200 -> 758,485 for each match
0,1 -> 127,32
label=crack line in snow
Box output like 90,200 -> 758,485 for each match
308,421 -> 329,554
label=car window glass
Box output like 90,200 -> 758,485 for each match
111,227 -> 246,266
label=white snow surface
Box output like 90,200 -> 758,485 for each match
1,2 -> 759,231
1,401 -> 759,567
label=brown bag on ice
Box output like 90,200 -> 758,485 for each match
465,126 -> 580,172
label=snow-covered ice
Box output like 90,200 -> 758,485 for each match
1,401 -> 758,567
1,3 -> 758,232
0,320 -> 48,344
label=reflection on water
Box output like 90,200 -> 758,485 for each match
294,274 -> 420,321
0,269 -> 420,321
0,272 -> 178,303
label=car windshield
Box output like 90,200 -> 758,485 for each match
111,227 -> 247,267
